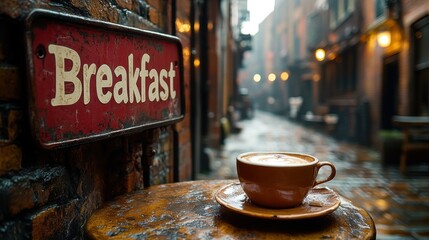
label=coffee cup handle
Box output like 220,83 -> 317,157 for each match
313,161 -> 336,187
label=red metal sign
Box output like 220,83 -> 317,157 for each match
25,10 -> 184,148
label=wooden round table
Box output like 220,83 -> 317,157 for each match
86,180 -> 376,239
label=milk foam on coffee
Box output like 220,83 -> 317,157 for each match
243,153 -> 309,166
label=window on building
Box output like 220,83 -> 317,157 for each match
329,0 -> 355,29
412,15 -> 429,116
375,0 -> 385,19
319,45 -> 357,103
338,0 -> 345,21
293,25 -> 300,61
329,0 -> 338,29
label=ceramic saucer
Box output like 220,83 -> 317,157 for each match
214,182 -> 340,220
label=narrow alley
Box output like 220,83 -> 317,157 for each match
200,110 -> 429,240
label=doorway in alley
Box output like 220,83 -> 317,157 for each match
381,53 -> 399,130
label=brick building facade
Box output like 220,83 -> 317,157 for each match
242,0 -> 429,151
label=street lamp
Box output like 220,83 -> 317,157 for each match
315,48 -> 326,61
280,71 -> 289,81
377,30 -> 391,47
194,58 -> 200,67
253,74 -> 261,82
268,73 -> 276,82
366,0 -> 402,51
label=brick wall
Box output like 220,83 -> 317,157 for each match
175,0 -> 193,180
0,0 -> 192,238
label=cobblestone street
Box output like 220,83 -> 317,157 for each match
199,111 -> 429,239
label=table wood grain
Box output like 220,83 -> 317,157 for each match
86,180 -> 376,239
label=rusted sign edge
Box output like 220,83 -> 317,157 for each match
24,9 -> 185,149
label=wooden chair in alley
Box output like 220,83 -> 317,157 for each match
393,116 -> 429,173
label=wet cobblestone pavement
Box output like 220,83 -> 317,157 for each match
198,111 -> 429,240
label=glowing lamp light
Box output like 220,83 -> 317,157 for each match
253,74 -> 261,82
312,74 -> 320,82
315,48 -> 326,61
194,59 -> 200,67
268,73 -> 276,82
377,30 -> 391,47
280,71 -> 289,81
328,52 -> 336,60
194,22 -> 200,32
208,22 -> 213,31
176,19 -> 191,33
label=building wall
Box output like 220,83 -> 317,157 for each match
176,0 -> 193,181
0,0 -> 193,238
206,0 -> 237,149
206,0 -> 221,148
242,0 -> 428,148
359,0 -> 384,145
361,0 -> 429,144
400,0 -> 429,115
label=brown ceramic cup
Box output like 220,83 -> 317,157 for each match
236,152 -> 336,208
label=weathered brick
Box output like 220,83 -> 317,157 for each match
137,0 -> 149,18
0,166 -> 72,220
148,7 -> 160,26
7,109 -> 21,142
118,9 -> 149,29
30,199 -> 80,240
116,0 -> 138,12
0,1 -> 33,19
148,127 -> 174,185
78,140 -> 129,198
0,220 -> 29,240
1,189 -> 99,239
0,66 -> 20,101
125,170 -> 144,191
0,105 -> 21,144
146,0 -> 162,10
179,142 -> 192,181
79,191 -> 103,225
69,0 -> 90,10
0,144 -> 21,176
125,142 -> 144,192
86,0 -> 120,23
1,198 -> 83,239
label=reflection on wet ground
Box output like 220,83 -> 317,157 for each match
199,111 -> 429,239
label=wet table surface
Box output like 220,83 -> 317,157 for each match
86,180 -> 376,239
